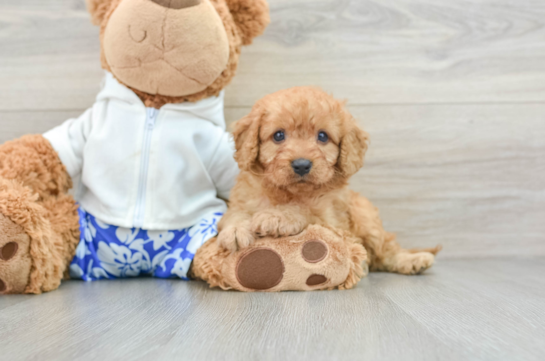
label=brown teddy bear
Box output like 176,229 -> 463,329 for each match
0,0 -> 274,294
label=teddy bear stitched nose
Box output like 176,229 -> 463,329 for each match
150,0 -> 201,10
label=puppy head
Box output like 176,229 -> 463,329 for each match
233,87 -> 369,193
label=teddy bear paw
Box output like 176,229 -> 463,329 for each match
0,213 -> 32,294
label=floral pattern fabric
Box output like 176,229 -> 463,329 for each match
70,208 -> 222,281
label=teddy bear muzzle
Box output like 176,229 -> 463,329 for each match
103,0 -> 230,97
150,0 -> 201,10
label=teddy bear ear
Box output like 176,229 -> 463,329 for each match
85,0 -> 113,26
226,0 -> 270,45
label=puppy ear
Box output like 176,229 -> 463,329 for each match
232,107 -> 263,171
226,0 -> 270,45
85,0 -> 113,26
337,117 -> 369,178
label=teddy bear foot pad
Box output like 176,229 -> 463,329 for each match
236,239 -> 332,290
0,241 -> 18,292
0,214 -> 32,294
214,225 -> 367,292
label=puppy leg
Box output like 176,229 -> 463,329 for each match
374,233 -> 440,275
349,193 -> 441,275
251,206 -> 309,238
217,211 -> 255,252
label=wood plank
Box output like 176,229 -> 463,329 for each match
0,0 -> 103,111
0,259 -> 544,361
2,0 -> 545,110
374,258 -> 545,361
229,0 -> 545,106
2,103 -> 544,258
0,111 -> 82,143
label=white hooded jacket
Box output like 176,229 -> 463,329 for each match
44,73 -> 239,230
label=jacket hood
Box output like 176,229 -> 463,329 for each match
96,72 -> 227,130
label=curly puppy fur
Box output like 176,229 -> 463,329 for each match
218,87 -> 441,275
86,0 -> 270,108
0,136 -> 80,293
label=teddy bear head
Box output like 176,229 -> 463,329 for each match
86,0 -> 269,107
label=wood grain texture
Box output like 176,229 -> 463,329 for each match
0,259 -> 544,361
2,0 -> 545,110
1,1 -> 544,359
1,102 -> 543,258
229,0 -> 545,106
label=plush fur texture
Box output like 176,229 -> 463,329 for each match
192,225 -> 368,291
0,0 -> 269,294
0,213 -> 32,294
87,0 -> 270,107
217,87 -> 441,275
0,136 -> 80,294
102,0 -> 230,97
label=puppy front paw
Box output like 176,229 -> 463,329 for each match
251,210 -> 307,238
217,225 -> 255,252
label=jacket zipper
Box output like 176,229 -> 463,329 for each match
133,107 -> 158,228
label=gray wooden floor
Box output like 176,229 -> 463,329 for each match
0,259 -> 544,361
1,0 -> 545,359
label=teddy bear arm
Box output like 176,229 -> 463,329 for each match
0,134 -> 73,199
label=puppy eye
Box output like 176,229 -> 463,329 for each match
273,130 -> 285,143
318,131 -> 329,143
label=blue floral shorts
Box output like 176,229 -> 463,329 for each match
69,208 -> 222,281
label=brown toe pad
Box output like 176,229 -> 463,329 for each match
302,240 -> 328,263
236,248 -> 284,290
0,213 -> 33,294
306,274 -> 328,286
1,242 -> 18,261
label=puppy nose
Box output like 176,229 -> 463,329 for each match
150,0 -> 201,10
292,158 -> 313,176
